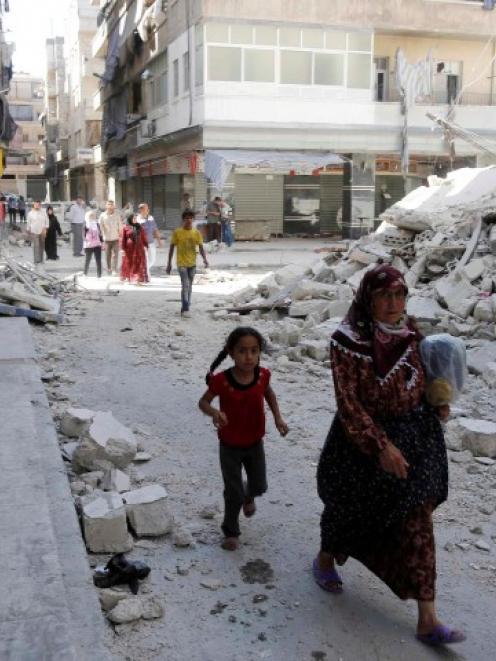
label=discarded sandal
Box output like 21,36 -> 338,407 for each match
93,553 -> 151,594
416,624 -> 466,647
221,537 -> 240,551
312,558 -> 343,594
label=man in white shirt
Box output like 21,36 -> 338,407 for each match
68,196 -> 86,256
26,200 -> 49,264
99,200 -> 122,275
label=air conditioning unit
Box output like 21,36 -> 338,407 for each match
141,119 -> 156,138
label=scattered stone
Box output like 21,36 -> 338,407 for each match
102,468 -> 131,493
60,407 -> 95,438
470,526 -> 484,535
123,485 -> 172,537
444,542 -> 455,552
199,504 -> 219,520
458,418 -> 496,457
479,504 -> 495,515
173,525 -> 194,548
240,559 -> 274,585
288,299 -> 329,320
141,596 -> 164,620
456,542 -> 471,551
200,579 -> 223,591
133,452 -> 152,462
72,411 -> 138,473
467,342 -> 496,376
99,588 -> 129,612
475,540 -> 491,552
82,492 -> 133,553
80,471 -> 104,489
107,597 -> 144,624
475,456 -> 496,466
449,450 -> 473,464
134,539 -> 159,550
70,480 -> 86,496
482,362 -> 496,389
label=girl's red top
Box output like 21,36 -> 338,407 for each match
208,367 -> 271,448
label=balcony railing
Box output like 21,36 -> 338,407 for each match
379,88 -> 496,106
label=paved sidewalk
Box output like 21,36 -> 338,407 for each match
0,318 -> 111,661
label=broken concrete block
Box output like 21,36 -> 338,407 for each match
289,299 -> 329,320
102,468 -> 131,493
326,299 -> 350,319
99,588 -> 129,612
301,340 -> 329,362
141,596 -> 164,620
123,485 -> 172,537
60,408 -> 95,438
473,295 -> 496,322
0,281 -> 61,313
173,525 -> 194,547
407,296 -> 445,324
72,411 -> 137,473
107,597 -> 144,624
82,492 -> 133,553
133,452 -> 152,462
459,418 -> 496,457
463,258 -> 486,283
257,273 -> 282,298
489,224 -> 496,254
349,241 -> 392,265
80,471 -> 104,489
444,419 -> 464,452
347,266 -> 372,291
274,264 -> 309,287
482,362 -> 496,388
330,260 -> 363,283
290,280 -> 335,301
70,480 -> 86,496
435,275 -> 478,318
467,342 -> 496,375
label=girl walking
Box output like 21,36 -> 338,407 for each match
83,209 -> 103,277
199,327 -> 288,551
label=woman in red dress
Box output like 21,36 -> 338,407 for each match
120,212 -> 148,284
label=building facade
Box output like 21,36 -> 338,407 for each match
1,74 -> 46,199
92,0 -> 496,236
65,0 -> 105,203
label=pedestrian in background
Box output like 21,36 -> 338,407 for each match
83,209 -> 103,278
99,199 -> 122,275
26,200 -> 48,264
7,195 -> 17,226
44,205 -> 62,260
68,196 -> 86,256
199,327 -> 288,551
166,210 -> 208,317
137,202 -> 162,279
220,199 -> 233,247
18,195 -> 26,222
0,195 -> 6,242
206,196 -> 222,242
120,212 -> 148,285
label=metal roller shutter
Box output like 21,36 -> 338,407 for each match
141,177 -> 152,207
152,175 -> 166,229
165,174 -> 181,229
234,173 -> 283,235
320,174 -> 343,236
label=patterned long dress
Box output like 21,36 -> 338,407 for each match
317,340 -> 448,601
120,225 -> 148,283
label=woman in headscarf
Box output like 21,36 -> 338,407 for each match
120,211 -> 148,284
313,263 -> 465,647
45,205 -> 62,260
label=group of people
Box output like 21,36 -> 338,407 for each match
199,263 -> 466,649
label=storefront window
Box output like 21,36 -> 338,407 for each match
283,178 -> 320,235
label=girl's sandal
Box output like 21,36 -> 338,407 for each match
416,624 -> 466,647
312,558 -> 343,594
221,537 -> 240,551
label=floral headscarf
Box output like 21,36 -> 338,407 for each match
332,264 -> 422,379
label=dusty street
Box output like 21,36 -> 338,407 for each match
20,240 -> 496,661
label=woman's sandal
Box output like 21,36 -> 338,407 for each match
312,558 -> 343,594
221,537 -> 240,551
416,624 -> 466,647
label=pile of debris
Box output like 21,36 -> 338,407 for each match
0,254 -> 64,323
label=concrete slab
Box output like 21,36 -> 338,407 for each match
0,317 -> 35,361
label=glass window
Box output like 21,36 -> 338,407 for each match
230,24 -> 253,44
314,53 -> 344,86
302,29 -> 323,49
325,31 -> 347,50
173,58 -> 179,96
347,53 -> 372,88
207,46 -> 242,81
195,43 -> 204,87
279,27 -> 301,47
280,50 -> 312,85
348,32 -> 372,52
195,23 -> 204,46
206,23 -> 229,43
183,52 -> 190,91
254,25 -> 277,46
244,49 -> 275,82
10,104 -> 34,121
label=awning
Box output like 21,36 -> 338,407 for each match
204,149 -> 346,191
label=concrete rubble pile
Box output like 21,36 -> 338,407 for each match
58,407 -> 176,555
220,167 -> 496,462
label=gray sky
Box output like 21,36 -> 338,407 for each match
5,0 -> 70,77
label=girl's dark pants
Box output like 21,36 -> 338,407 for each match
219,441 -> 267,537
84,247 -> 102,277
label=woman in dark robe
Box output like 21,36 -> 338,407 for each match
314,263 -> 465,648
45,205 -> 62,260
120,212 -> 148,284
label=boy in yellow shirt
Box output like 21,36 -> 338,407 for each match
166,210 -> 209,317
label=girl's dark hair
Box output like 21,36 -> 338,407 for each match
206,327 -> 265,384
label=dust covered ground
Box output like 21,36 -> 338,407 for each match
22,240 -> 496,661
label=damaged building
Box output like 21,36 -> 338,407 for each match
91,0 -> 496,237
